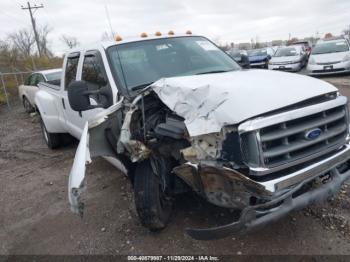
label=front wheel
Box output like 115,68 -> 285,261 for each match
23,97 -> 34,113
40,118 -> 61,149
133,159 -> 173,231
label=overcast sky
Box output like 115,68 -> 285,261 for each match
1,0 -> 349,55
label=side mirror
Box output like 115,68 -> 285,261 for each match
67,81 -> 103,112
267,55 -> 272,60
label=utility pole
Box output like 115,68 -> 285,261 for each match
21,2 -> 44,57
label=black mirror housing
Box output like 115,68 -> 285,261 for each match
67,81 -> 102,112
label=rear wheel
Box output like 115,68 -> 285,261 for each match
23,97 -> 34,113
134,159 -> 173,231
40,118 -> 61,149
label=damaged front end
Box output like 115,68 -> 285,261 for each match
68,77 -> 350,240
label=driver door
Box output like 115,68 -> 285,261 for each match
64,50 -> 113,138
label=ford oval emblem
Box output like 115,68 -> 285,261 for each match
305,128 -> 322,140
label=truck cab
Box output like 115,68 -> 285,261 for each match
35,33 -> 350,240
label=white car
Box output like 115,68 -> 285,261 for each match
18,69 -> 61,112
268,45 -> 308,72
307,37 -> 350,75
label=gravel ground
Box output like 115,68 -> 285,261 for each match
1,73 -> 350,255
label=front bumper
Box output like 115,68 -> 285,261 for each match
187,165 -> 350,240
180,144 -> 350,240
250,61 -> 267,68
268,62 -> 301,72
307,61 -> 350,75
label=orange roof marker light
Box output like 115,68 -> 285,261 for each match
186,30 -> 192,35
168,30 -> 175,35
115,35 -> 123,41
155,31 -> 162,36
140,32 -> 148,38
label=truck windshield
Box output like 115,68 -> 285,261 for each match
107,36 -> 240,92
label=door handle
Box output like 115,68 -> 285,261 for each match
61,98 -> 66,109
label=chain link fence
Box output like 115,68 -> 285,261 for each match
0,70 -> 33,110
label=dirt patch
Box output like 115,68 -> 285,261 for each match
1,75 -> 350,255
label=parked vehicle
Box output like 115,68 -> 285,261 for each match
18,69 -> 62,113
226,49 -> 250,68
289,40 -> 312,56
307,37 -> 350,76
247,47 -> 275,68
268,45 -> 308,72
35,33 -> 350,240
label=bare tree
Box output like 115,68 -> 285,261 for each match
37,25 -> 53,57
60,35 -> 79,49
8,28 -> 35,57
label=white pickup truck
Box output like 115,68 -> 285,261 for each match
35,33 -> 350,240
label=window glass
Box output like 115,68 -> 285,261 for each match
274,47 -> 299,57
45,71 -> 62,81
82,53 -> 108,89
25,75 -> 32,85
248,49 -> 267,57
81,51 -> 112,107
64,53 -> 80,89
107,36 -> 239,92
312,40 -> 349,55
29,74 -> 37,86
36,74 -> 45,85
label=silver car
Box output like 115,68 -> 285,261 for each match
268,45 -> 308,72
307,37 -> 350,75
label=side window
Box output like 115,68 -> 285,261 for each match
82,52 -> 108,89
36,74 -> 45,86
82,51 -> 112,107
25,75 -> 32,85
29,74 -> 37,86
64,52 -> 80,90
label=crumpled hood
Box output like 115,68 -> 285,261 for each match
151,69 -> 337,137
270,55 -> 301,63
311,51 -> 348,63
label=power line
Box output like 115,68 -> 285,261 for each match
21,2 -> 44,56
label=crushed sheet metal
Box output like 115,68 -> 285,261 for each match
174,163 -> 271,208
88,97 -> 124,128
151,70 -> 337,136
117,106 -> 151,162
68,122 -> 91,216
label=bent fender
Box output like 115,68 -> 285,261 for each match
68,122 -> 91,216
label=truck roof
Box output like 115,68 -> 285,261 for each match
66,34 -> 201,55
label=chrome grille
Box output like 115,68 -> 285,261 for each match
260,105 -> 347,167
239,95 -> 349,176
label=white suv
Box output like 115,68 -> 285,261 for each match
307,37 -> 350,75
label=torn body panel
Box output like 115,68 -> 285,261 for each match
68,122 -> 91,215
150,70 -> 337,136
173,163 -> 271,208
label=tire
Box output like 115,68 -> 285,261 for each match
23,97 -> 34,113
40,117 -> 61,149
134,159 -> 173,231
